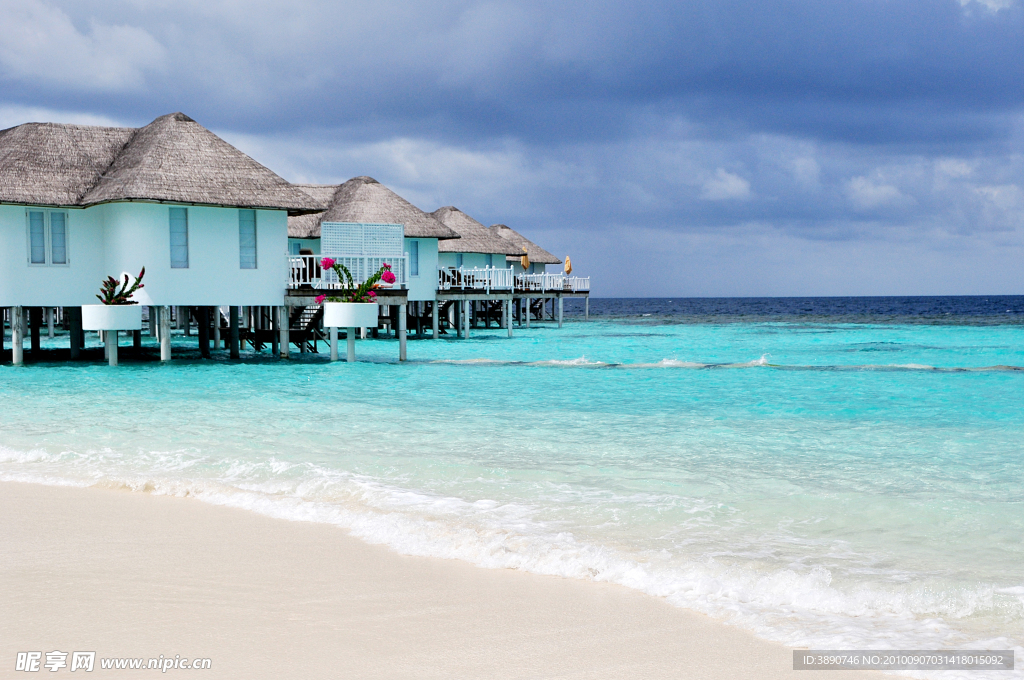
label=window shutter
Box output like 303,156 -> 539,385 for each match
50,212 -> 67,264
239,210 -> 257,269
29,212 -> 46,264
170,208 -> 189,268
409,240 -> 419,276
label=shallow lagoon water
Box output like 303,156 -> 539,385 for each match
2,299 -> 1022,677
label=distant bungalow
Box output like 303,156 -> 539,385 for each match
1,113 -> 588,365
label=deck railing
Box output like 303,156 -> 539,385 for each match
437,266 -> 514,293
288,255 -> 408,290
515,272 -> 590,293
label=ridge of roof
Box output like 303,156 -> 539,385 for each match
0,112 -> 322,215
490,224 -> 562,264
430,206 -> 522,255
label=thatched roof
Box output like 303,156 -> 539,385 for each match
490,224 -> 562,264
0,112 -> 321,215
430,206 -> 522,255
286,177 -> 458,240
288,184 -> 336,238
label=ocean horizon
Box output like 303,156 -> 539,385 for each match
3,295 -> 1022,679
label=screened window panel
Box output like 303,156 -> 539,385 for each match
239,209 -> 257,269
169,208 -> 189,268
409,240 -> 419,276
29,211 -> 46,264
50,212 -> 67,264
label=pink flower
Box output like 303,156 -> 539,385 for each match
315,294 -> 326,304
381,271 -> 396,284
320,257 -> 336,269
367,290 -> 377,298
382,262 -> 391,269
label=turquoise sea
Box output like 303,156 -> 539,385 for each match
2,297 -> 1022,677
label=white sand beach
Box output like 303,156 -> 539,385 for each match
0,481 -> 894,679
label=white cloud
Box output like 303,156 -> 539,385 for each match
0,0 -> 165,91
959,0 -> 1015,13
701,168 -> 752,201
936,158 -> 975,178
845,176 -> 908,209
0,105 -> 124,130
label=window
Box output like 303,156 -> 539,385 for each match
239,209 -> 257,269
289,241 -> 301,256
409,240 -> 419,277
169,208 -> 189,268
485,253 -> 493,267
26,210 -> 69,265
455,253 -> 463,268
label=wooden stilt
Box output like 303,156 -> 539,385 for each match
160,306 -> 171,361
69,307 -> 82,359
229,306 -> 240,359
399,303 -> 407,361
279,306 -> 290,359
198,307 -> 211,358
29,307 -> 41,353
271,306 -> 279,357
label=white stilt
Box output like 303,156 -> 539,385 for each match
558,296 -> 563,328
11,306 -> 23,365
149,306 -> 158,337
214,309 -> 221,348
432,302 -> 439,339
47,308 -> 54,338
507,298 -> 513,338
525,298 -> 531,328
106,331 -> 118,367
159,306 -> 171,361
585,296 -> 589,320
346,327 -> 356,362
398,304 -> 407,361
330,326 -> 339,361
280,306 -> 290,358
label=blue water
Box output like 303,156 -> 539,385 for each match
2,297 -> 1022,676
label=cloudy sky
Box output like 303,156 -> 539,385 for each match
2,0 -> 1023,296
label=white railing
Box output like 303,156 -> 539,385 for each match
437,266 -> 514,293
515,273 -> 590,293
288,255 -> 408,290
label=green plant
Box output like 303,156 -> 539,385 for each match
316,258 -> 390,304
97,267 -> 145,305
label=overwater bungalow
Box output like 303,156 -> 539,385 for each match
0,112 -> 321,364
2,112 -> 589,365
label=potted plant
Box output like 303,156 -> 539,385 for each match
81,268 -> 146,332
315,258 -> 388,328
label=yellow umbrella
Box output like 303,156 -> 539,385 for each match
520,247 -> 530,271
564,256 -> 572,275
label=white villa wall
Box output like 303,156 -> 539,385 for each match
0,202 -> 289,306
438,252 -> 504,270
0,205 -> 104,306
405,237 -> 438,302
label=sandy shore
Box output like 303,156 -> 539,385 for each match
0,482 -> 891,679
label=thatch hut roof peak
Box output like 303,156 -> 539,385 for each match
430,206 -> 522,255
287,177 -> 459,240
0,112 -> 321,215
490,224 -> 561,265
